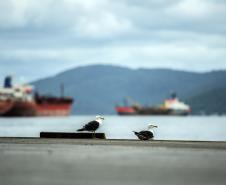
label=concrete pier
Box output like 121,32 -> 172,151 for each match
1,138 -> 226,185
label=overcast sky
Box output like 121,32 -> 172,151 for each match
0,0 -> 226,83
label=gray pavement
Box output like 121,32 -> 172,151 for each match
0,138 -> 226,185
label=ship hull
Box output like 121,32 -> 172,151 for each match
0,100 -> 36,117
116,106 -> 190,116
0,100 -> 14,115
35,104 -> 72,116
115,106 -> 136,115
0,99 -> 73,117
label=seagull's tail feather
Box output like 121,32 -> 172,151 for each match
77,128 -> 85,131
133,131 -> 139,135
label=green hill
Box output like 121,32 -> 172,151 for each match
32,65 -> 226,115
186,86 -> 226,115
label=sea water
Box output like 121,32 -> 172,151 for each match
0,115 -> 226,141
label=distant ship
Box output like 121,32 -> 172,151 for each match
115,93 -> 191,116
0,76 -> 73,117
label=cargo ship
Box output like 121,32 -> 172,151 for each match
115,93 -> 191,116
0,76 -> 73,117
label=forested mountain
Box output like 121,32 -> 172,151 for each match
32,65 -> 226,115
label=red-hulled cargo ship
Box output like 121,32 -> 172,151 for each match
115,94 -> 191,116
0,76 -> 73,117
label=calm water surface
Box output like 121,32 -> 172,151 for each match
0,115 -> 226,141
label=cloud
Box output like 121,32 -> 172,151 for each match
0,0 -> 133,38
170,0 -> 226,18
0,0 -> 226,82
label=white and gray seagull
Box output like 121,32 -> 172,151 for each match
133,124 -> 158,140
77,115 -> 105,136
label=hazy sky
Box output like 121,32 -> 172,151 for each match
0,0 -> 226,83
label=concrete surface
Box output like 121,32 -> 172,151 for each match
0,138 -> 226,185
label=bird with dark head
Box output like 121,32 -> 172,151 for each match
77,115 -> 105,135
133,124 -> 158,140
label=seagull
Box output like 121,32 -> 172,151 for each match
77,115 -> 105,137
133,124 -> 158,140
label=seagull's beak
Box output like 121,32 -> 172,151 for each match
154,125 -> 158,128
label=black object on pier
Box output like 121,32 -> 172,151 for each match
40,132 -> 106,139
